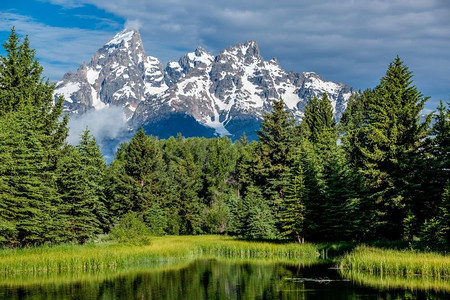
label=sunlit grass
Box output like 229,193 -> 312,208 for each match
339,246 -> 450,277
342,269 -> 450,293
0,235 -> 319,276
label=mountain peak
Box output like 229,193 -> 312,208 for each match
56,29 -> 356,142
221,40 -> 261,61
106,29 -> 140,46
244,40 -> 258,48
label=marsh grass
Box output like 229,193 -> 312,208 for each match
339,246 -> 450,277
342,269 -> 450,293
0,259 -> 191,287
0,235 -> 319,276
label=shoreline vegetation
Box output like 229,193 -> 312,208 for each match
339,246 -> 450,277
2,236 -> 450,287
0,236 -> 319,276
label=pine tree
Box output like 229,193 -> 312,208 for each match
0,28 -> 68,144
280,166 -> 306,242
77,129 -> 109,231
439,182 -> 450,247
429,101 -> 450,208
293,138 -> 324,240
57,146 -> 97,243
253,99 -> 296,233
418,181 -> 450,250
0,111 -> 59,246
56,130 -> 108,243
301,94 -> 336,144
346,57 -> 431,239
143,202 -> 168,236
203,137 -> 239,233
123,128 -> 166,213
340,92 -> 368,169
238,185 -> 277,240
0,29 -> 68,246
105,146 -> 135,219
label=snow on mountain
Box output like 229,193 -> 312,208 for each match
54,29 -> 164,120
55,29 -> 356,140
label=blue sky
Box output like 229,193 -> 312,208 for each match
1,0 -> 449,112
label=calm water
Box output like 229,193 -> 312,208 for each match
1,259 -> 449,299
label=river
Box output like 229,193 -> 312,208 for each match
1,259 -> 448,299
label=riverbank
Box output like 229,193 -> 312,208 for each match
2,236 -> 450,279
339,245 -> 450,277
0,235 -> 319,275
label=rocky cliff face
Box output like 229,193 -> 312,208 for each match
55,29 -> 356,140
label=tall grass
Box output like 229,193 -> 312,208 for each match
342,269 -> 450,293
0,259 -> 192,287
339,246 -> 450,277
193,235 -> 319,259
0,235 -> 319,276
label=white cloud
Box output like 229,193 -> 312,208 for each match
67,107 -> 130,161
125,19 -> 142,30
67,106 -> 128,145
0,12 -> 117,81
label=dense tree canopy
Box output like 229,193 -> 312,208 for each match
1,29 -> 449,249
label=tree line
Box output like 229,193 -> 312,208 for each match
0,29 -> 449,249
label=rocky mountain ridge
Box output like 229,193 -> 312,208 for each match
54,29 -> 356,140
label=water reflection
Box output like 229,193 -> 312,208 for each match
1,259 -> 449,299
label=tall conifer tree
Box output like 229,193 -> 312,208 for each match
344,57 -> 431,239
280,166 -> 306,242
0,28 -> 68,246
253,99 -> 296,233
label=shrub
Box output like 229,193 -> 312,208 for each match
110,212 -> 152,245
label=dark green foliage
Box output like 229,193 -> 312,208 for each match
301,93 -> 336,145
340,92 -> 368,169
0,28 -> 51,114
143,203 -> 167,236
342,57 -> 431,240
163,137 -> 205,234
418,101 -> 450,222
280,166 -> 306,242
255,100 -> 296,197
110,212 -> 152,245
238,186 -> 277,240
56,130 -> 107,243
293,140 -> 324,240
203,137 -> 239,233
0,111 -> 58,246
0,29 -> 68,247
107,128 -> 167,217
249,99 -> 296,234
296,92 -> 361,241
439,182 -> 450,245
2,27 -> 448,249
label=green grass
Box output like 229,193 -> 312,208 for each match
339,245 -> 450,277
0,235 -> 319,276
342,269 -> 450,293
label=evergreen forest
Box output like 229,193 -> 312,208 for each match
1,29 -> 449,250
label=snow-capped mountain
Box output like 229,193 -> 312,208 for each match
54,29 -> 166,121
55,29 -> 356,140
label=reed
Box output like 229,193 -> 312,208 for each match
339,246 -> 450,277
342,269 -> 450,293
192,235 -> 319,259
0,235 -> 319,276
